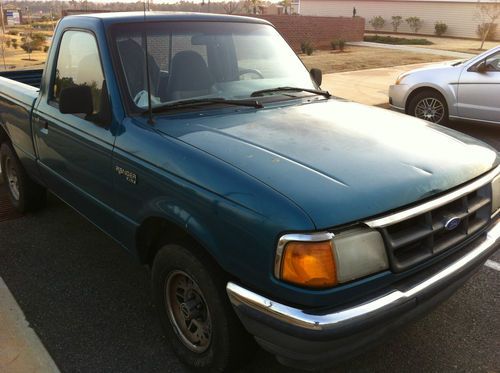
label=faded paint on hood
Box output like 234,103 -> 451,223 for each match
155,99 -> 498,229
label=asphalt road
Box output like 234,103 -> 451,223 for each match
0,121 -> 499,373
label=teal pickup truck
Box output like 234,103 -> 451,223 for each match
0,12 -> 499,372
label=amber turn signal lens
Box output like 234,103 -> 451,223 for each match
281,241 -> 337,288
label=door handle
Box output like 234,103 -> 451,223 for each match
40,121 -> 49,135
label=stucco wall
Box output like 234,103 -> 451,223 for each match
299,0 -> 500,40
255,15 -> 365,51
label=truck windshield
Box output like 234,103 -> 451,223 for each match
110,21 -> 317,111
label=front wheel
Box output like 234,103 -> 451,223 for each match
408,90 -> 449,124
152,241 -> 255,371
0,143 -> 46,213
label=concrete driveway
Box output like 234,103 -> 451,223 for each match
322,62 -> 435,107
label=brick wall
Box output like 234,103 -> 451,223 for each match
253,15 -> 365,51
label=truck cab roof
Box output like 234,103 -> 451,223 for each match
64,11 -> 271,27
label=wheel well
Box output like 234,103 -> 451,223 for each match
137,217 -> 205,267
405,87 -> 448,114
0,125 -> 11,145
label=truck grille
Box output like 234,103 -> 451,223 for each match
380,185 -> 492,272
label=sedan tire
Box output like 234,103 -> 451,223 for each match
408,90 -> 449,125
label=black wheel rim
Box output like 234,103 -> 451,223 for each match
165,270 -> 212,353
414,97 -> 445,123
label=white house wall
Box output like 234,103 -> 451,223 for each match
299,0 -> 500,39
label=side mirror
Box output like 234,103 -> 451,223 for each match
476,60 -> 487,73
59,85 -> 93,115
310,68 -> 323,87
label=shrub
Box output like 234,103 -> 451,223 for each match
300,40 -> 313,55
369,16 -> 386,32
5,40 -> 11,48
364,35 -> 433,45
391,16 -> 403,32
434,22 -> 448,36
406,17 -> 423,33
477,22 -> 498,41
7,30 -> 18,36
12,41 -> 18,49
338,39 -> 346,51
330,40 -> 337,50
43,45 -> 49,53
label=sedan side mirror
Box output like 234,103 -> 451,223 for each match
59,85 -> 93,115
310,68 -> 323,87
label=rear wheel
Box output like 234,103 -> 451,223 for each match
152,241 -> 255,371
408,90 -> 448,124
0,143 -> 46,213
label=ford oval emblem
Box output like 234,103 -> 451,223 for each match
444,217 -> 461,231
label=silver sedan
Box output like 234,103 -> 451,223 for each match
389,46 -> 500,125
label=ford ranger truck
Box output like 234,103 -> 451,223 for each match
0,12 -> 498,372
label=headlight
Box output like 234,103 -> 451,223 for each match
395,72 -> 410,85
493,173 -> 500,215
275,228 -> 389,289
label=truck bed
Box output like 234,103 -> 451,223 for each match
0,69 -> 43,89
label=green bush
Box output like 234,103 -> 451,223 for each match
7,30 -> 18,36
406,17 -> 423,33
300,41 -> 313,55
338,39 -> 346,51
43,45 -> 49,53
12,41 -> 18,49
391,16 -> 403,32
369,16 -> 386,32
434,22 -> 448,36
364,35 -> 433,45
5,40 -> 11,48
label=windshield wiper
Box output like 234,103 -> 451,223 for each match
250,86 -> 331,98
151,97 -> 263,113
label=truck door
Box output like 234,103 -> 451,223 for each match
32,30 -> 116,231
457,50 -> 500,123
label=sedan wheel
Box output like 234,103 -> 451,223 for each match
408,90 -> 449,125
414,97 -> 445,123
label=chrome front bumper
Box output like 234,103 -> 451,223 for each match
227,218 -> 499,368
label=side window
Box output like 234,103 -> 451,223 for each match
485,51 -> 500,72
52,31 -> 105,120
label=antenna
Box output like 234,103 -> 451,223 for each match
143,2 -> 154,124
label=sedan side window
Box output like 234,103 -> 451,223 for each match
485,52 -> 500,72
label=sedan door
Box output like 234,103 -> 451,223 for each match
457,50 -> 500,123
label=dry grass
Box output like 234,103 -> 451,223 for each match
365,32 -> 499,54
299,46 -> 452,74
0,25 -> 51,71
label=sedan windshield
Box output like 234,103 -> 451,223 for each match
111,21 -> 318,111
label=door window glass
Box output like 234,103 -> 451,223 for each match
485,51 -> 500,72
52,31 -> 105,119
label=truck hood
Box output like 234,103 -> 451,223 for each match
155,99 -> 498,229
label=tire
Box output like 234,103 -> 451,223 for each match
408,90 -> 449,125
0,142 -> 46,213
152,240 -> 256,372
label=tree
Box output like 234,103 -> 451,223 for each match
391,16 -> 403,32
250,0 -> 261,14
281,0 -> 292,14
223,1 -> 240,14
369,16 -> 386,33
406,17 -> 423,33
475,0 -> 500,49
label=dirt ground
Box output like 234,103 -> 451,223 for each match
364,32 -> 499,54
300,46 -> 452,74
